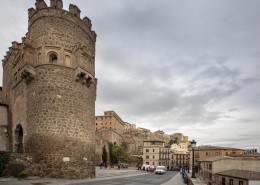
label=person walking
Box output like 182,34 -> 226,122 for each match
181,168 -> 186,179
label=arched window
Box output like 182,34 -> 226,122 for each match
49,53 -> 58,64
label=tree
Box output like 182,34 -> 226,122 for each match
169,138 -> 178,145
108,142 -> 129,164
102,145 -> 108,164
108,142 -> 117,165
112,144 -> 129,163
121,142 -> 128,151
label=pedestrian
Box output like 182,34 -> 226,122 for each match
181,168 -> 186,179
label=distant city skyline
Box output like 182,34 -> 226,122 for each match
0,0 -> 260,150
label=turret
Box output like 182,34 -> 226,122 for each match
1,0 -> 97,179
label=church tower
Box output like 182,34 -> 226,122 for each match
1,0 -> 97,178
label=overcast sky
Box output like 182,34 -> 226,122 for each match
0,0 -> 260,150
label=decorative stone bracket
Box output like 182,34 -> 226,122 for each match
20,65 -> 36,84
75,67 -> 93,87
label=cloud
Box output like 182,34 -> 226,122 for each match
228,108 -> 241,112
1,0 -> 260,149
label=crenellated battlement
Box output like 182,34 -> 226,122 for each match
28,0 -> 96,43
2,41 -> 22,65
36,0 -> 63,10
69,4 -> 81,18
30,0 -> 84,22
35,0 -> 47,10
50,0 -> 63,9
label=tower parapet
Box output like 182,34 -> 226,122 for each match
69,4 -> 81,18
50,0 -> 63,9
35,0 -> 47,10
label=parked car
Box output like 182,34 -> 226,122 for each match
155,166 -> 166,174
141,164 -> 150,171
119,163 -> 128,168
149,166 -> 155,172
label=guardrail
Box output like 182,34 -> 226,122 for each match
184,173 -> 207,185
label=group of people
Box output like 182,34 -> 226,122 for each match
100,163 -> 129,170
99,163 -> 108,169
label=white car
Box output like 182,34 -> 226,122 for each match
155,166 -> 166,174
141,164 -> 150,171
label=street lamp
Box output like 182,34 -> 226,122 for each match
186,152 -> 190,173
190,139 -> 197,178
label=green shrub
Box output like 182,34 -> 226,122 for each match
3,162 -> 26,177
0,151 -> 11,176
17,170 -> 30,179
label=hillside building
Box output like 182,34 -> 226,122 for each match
199,156 -> 260,185
142,140 -> 170,167
190,146 -> 245,168
95,111 -> 125,134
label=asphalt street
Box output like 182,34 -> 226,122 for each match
69,172 -> 179,185
0,168 -> 185,185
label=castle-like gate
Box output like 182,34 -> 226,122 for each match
1,0 -> 97,178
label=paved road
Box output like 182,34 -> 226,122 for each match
0,169 -> 185,185
70,172 -> 179,185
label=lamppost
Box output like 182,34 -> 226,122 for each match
186,152 -> 190,173
191,139 -> 197,178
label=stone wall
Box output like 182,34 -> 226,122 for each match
96,129 -> 123,145
186,174 -> 207,185
122,134 -> 143,154
0,105 -> 8,151
25,65 -> 96,178
0,88 -> 2,103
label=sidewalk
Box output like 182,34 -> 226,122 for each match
0,167 -> 148,185
161,173 -> 186,185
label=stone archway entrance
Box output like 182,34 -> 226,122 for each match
14,124 -> 23,153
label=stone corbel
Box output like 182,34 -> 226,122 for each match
20,65 -> 36,84
22,37 -> 34,50
75,67 -> 93,87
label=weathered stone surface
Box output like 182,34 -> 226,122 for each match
1,0 -> 97,179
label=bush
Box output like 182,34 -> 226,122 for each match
0,151 -> 11,176
17,170 -> 30,179
3,162 -> 26,177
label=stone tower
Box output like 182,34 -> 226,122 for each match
1,0 -> 97,178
